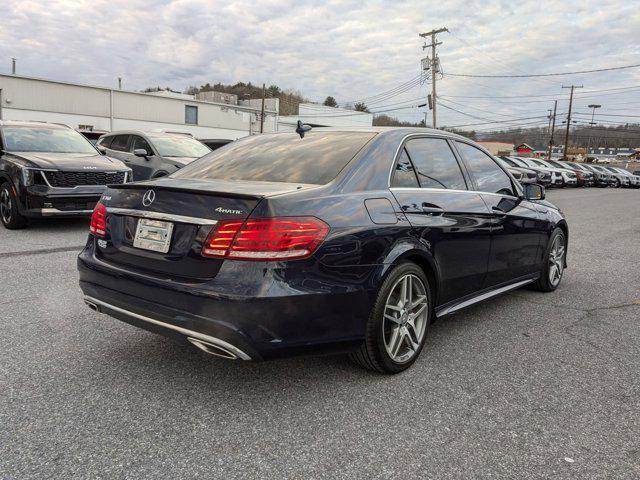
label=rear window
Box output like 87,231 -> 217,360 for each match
172,131 -> 376,185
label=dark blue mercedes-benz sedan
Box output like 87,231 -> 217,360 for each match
78,127 -> 568,373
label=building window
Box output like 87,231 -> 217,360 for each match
185,105 -> 198,125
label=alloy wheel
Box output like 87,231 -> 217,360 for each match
548,234 -> 566,287
0,188 -> 12,224
382,273 -> 429,363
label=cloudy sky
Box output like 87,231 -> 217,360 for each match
2,0 -> 639,129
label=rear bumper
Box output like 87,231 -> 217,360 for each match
77,241 -> 373,360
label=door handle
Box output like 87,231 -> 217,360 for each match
421,203 -> 444,215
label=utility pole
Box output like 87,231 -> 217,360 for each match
547,100 -> 557,160
11,58 -> 16,75
118,77 -> 122,89
585,104 -> 601,157
260,83 -> 266,134
419,27 -> 447,129
561,84 -> 583,160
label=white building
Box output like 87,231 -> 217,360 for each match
0,73 -> 278,140
278,103 -> 373,130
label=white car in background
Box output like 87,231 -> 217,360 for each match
534,159 -> 579,187
513,157 -> 569,187
605,166 -> 640,188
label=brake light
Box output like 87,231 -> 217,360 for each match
203,217 -> 329,261
90,201 -> 107,237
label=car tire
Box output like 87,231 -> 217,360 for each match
0,182 -> 28,230
531,227 -> 566,292
350,262 -> 432,374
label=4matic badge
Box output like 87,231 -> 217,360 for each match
215,207 -> 244,215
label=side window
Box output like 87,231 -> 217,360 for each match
110,135 -> 130,152
185,105 -> 198,125
404,138 -> 467,190
131,135 -> 153,155
455,142 -> 515,196
97,136 -> 113,148
392,148 -> 419,188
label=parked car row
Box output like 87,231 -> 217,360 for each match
0,121 -> 214,229
499,155 -> 640,189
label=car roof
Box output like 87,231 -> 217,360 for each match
101,130 -> 195,138
291,126 -> 470,140
0,120 -> 71,129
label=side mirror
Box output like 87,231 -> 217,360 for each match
524,183 -> 545,201
96,145 -> 107,155
295,120 -> 312,139
133,148 -> 149,158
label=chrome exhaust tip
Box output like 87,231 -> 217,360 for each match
84,299 -> 101,313
187,337 -> 238,360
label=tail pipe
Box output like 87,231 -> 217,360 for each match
187,337 -> 239,360
84,299 -> 101,312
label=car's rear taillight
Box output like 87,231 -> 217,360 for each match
203,217 -> 329,261
90,201 -> 107,237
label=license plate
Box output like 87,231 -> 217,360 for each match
133,218 -> 174,253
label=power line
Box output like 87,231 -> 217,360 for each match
444,63 -> 640,78
442,115 -> 552,129
574,112 -> 640,118
338,74 -> 425,106
438,84 -> 640,99
446,30 -> 563,89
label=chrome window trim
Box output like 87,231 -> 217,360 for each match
386,133 -> 520,200
106,207 -> 218,225
451,139 -> 521,197
84,296 -> 251,360
386,133 -> 460,188
389,186 -> 520,200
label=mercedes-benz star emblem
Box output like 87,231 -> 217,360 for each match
142,190 -> 155,207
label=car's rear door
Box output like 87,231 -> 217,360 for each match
389,136 -> 492,305
104,134 -> 134,169
453,141 -> 544,286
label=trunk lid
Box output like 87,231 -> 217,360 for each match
96,178 -> 310,279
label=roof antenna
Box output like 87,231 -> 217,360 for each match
295,120 -> 312,139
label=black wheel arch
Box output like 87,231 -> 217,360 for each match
555,219 -> 569,268
376,241 -> 441,308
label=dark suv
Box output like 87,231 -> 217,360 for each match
0,121 -> 131,229
96,131 -> 211,181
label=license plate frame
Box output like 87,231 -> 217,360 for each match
133,218 -> 174,254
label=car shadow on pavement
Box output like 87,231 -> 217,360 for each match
83,295 -> 517,394
24,217 -> 89,230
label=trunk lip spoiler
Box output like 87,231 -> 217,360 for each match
109,183 -> 265,200
106,207 -> 219,226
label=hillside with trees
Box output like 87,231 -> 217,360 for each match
184,82 -> 307,116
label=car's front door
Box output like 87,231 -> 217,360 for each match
454,141 -> 544,287
390,136 -> 493,305
129,135 -> 158,180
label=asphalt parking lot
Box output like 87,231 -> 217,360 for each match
1,188 -> 638,479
